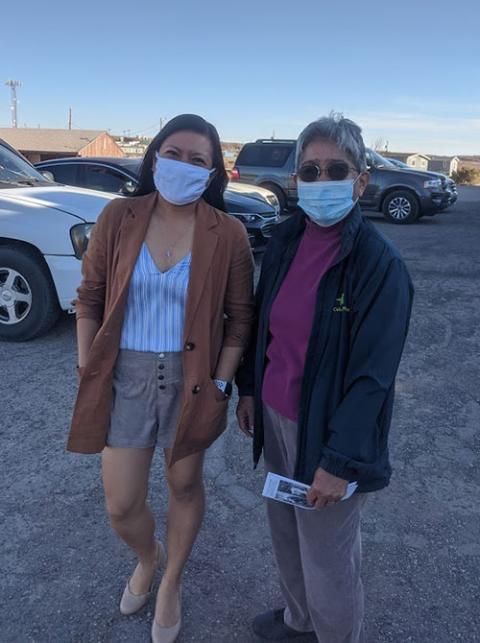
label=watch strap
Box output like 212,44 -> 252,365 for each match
214,379 -> 232,396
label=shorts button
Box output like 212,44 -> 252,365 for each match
192,385 -> 201,394
158,375 -> 165,380
159,385 -> 166,390
159,353 -> 165,359
185,342 -> 195,351
158,364 -> 165,370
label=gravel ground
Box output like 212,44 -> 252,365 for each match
1,188 -> 479,643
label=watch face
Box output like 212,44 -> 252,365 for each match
225,382 -> 233,397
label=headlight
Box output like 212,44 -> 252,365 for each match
232,213 -> 261,223
70,223 -> 94,259
424,179 -> 442,189
267,194 -> 280,208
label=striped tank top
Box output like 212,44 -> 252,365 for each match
120,243 -> 191,352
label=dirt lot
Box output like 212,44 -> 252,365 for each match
1,188 -> 479,642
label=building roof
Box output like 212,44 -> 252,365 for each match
428,155 -> 459,161
385,151 -> 431,160
0,128 -> 107,153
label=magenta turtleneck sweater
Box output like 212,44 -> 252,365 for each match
262,216 -> 344,421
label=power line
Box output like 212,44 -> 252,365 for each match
131,121 -> 163,136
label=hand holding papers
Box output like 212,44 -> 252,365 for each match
262,472 -> 358,510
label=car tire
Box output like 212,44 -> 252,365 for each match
0,245 -> 60,341
382,190 -> 420,224
259,183 -> 287,212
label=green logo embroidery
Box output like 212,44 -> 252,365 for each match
333,292 -> 351,313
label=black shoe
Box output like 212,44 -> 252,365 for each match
252,608 -> 317,641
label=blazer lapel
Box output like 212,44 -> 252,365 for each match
110,193 -> 157,307
183,200 -> 219,342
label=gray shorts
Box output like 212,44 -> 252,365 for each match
106,349 -> 183,449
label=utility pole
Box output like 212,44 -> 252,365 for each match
159,117 -> 165,131
68,107 -> 72,130
5,79 -> 21,128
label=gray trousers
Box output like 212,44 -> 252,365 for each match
263,404 -> 367,643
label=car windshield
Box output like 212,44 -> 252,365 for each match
368,149 -> 396,168
117,159 -> 142,174
0,143 -> 51,187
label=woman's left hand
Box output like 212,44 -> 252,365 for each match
306,467 -> 348,509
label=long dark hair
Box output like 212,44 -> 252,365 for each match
133,114 -> 228,211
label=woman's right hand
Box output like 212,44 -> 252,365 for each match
236,396 -> 255,438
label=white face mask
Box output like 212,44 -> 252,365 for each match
153,154 -> 214,206
297,177 -> 359,227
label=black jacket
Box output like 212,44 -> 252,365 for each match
236,205 -> 414,492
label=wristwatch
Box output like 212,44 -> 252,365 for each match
214,379 -> 233,397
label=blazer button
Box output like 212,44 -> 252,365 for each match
192,385 -> 201,394
185,342 -> 195,351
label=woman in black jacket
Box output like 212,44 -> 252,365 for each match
236,113 -> 414,643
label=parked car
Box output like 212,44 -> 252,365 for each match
35,157 -> 280,249
231,139 -> 456,223
362,149 -> 457,221
384,157 -> 410,170
230,139 -> 297,211
384,156 -> 457,209
0,139 -> 115,341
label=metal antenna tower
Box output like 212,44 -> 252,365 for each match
5,80 -> 21,128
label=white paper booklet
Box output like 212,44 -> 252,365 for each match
262,472 -> 358,510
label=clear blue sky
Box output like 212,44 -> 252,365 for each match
2,0 -> 479,155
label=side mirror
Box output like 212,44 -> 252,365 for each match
41,170 -> 55,182
122,180 -> 137,194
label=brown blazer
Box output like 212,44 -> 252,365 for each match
67,192 -> 255,465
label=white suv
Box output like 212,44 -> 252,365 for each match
0,140 -> 115,341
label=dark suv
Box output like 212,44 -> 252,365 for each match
232,140 -> 457,224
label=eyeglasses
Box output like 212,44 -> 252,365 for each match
297,161 -> 358,182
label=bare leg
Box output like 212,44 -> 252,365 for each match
154,449 -> 206,626
102,446 -> 159,594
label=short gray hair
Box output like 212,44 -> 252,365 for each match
295,112 -> 367,172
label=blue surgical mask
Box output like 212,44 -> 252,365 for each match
297,178 -> 358,227
153,154 -> 214,206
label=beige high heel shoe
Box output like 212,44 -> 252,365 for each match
151,617 -> 181,643
151,587 -> 182,643
119,540 -> 165,616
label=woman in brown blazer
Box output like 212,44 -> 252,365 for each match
67,114 -> 254,643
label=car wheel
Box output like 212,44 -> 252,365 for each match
382,190 -> 420,224
0,246 -> 60,341
259,183 -> 287,212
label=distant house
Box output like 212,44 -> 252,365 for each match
384,152 -> 430,171
427,156 -> 459,176
0,128 -> 124,163
114,135 -> 149,158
